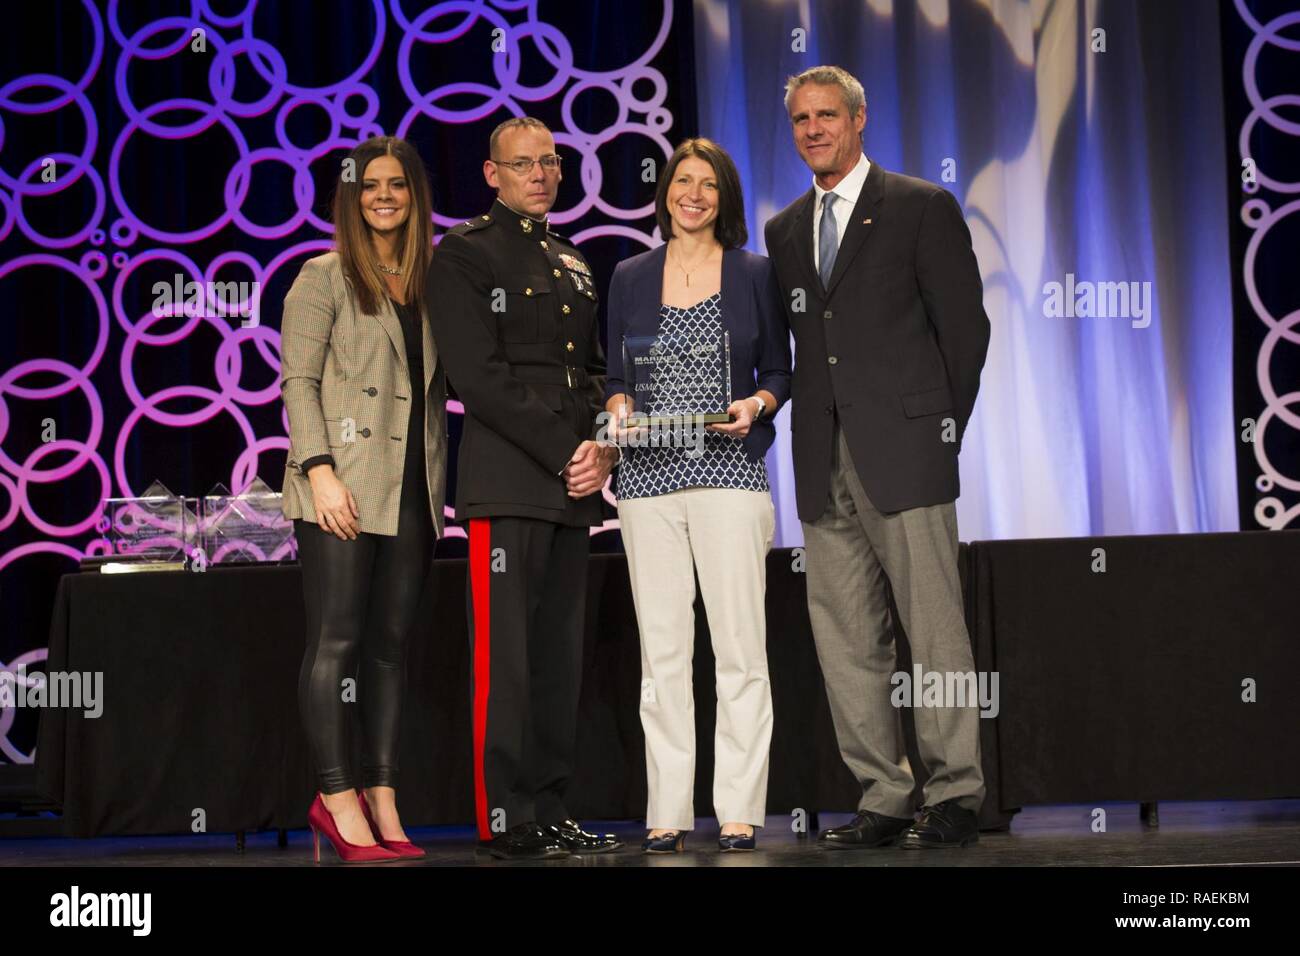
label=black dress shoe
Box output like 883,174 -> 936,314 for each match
896,800 -> 979,849
544,818 -> 623,853
718,829 -> 756,852
817,810 -> 914,849
486,822 -> 570,860
642,830 -> 686,853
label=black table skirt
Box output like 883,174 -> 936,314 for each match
39,549 -> 1003,836
34,531 -> 1300,838
971,530 -> 1300,805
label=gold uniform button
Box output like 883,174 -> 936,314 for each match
566,341 -> 575,352
553,268 -> 562,277
480,215 -> 490,220
540,241 -> 549,250
525,288 -> 533,296
562,304 -> 571,314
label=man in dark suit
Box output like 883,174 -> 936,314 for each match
764,66 -> 991,849
427,117 -> 621,859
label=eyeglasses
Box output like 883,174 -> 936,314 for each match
491,155 -> 563,175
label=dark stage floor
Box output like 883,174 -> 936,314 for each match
2,800 -> 1299,867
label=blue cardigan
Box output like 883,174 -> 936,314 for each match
604,245 -> 792,462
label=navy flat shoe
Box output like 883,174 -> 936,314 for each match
718,829 -> 756,852
642,830 -> 686,853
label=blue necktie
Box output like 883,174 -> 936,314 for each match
818,192 -> 839,289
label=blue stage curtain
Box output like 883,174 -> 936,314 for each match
692,0 -> 1238,543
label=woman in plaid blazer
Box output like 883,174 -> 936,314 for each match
279,136 -> 447,862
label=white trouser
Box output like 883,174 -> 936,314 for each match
617,487 -> 775,829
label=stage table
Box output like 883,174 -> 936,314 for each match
38,549 -> 1005,837
967,530 -> 1300,807
39,530 -> 1299,841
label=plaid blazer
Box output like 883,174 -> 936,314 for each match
279,252 -> 447,537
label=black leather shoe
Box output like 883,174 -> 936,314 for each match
642,830 -> 686,853
896,800 -> 979,849
545,818 -> 623,853
817,810 -> 914,849
718,829 -> 756,852
486,822 -> 570,860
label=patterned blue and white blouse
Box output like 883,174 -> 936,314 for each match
616,293 -> 769,500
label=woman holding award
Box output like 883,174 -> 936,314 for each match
604,138 -> 791,852
280,136 -> 447,862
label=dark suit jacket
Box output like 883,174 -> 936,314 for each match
604,245 -> 792,462
427,200 -> 606,526
764,160 -> 990,520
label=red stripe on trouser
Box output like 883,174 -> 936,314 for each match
469,518 -> 492,840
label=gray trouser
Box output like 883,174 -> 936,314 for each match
802,423 -> 985,817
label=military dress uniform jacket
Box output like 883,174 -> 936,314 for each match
280,251 -> 448,537
427,199 -> 607,526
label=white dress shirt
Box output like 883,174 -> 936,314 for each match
812,153 -> 871,273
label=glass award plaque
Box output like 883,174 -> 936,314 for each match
200,477 -> 296,563
621,330 -> 732,428
101,479 -> 197,563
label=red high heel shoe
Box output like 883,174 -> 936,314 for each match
358,789 -> 426,859
308,793 -> 400,863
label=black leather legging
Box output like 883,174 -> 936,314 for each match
294,427 -> 433,795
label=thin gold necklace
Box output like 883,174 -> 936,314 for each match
378,262 -> 402,276
670,242 -> 717,288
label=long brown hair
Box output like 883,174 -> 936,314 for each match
332,136 -> 433,315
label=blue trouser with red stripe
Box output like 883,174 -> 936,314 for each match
467,516 -> 589,841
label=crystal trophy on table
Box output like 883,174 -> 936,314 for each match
100,479 -> 197,566
200,477 -> 296,564
621,330 -> 732,428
